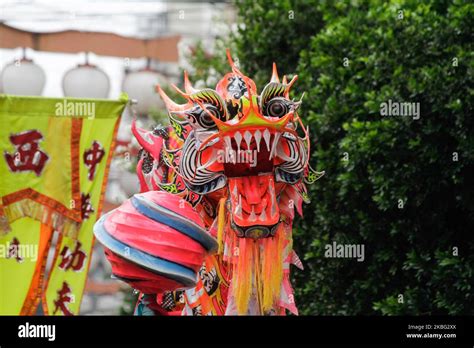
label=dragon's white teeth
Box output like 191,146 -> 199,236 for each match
249,205 -> 257,222
207,138 -> 220,147
224,136 -> 232,150
232,184 -> 238,197
234,131 -> 242,152
234,194 -> 243,218
263,129 -> 271,151
224,136 -> 236,164
282,132 -> 296,141
270,200 -> 277,218
269,132 -> 281,159
254,129 -> 262,152
234,206 -> 242,219
271,202 -> 277,218
268,179 -> 275,197
268,179 -> 277,218
244,130 -> 252,149
276,142 -> 294,161
259,208 -> 267,221
197,155 -> 218,171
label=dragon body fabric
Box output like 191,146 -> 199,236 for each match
93,51 -> 324,315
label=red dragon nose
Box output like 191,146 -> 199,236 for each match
241,176 -> 263,205
228,174 -> 279,234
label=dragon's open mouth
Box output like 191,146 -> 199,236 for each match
219,129 -> 281,238
181,124 -> 305,238
222,128 -> 275,177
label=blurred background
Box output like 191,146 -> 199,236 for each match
1,0 -> 472,315
0,0 -> 237,315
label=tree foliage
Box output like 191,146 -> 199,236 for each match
188,0 -> 474,315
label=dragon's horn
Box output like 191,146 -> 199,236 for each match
183,71 -> 197,94
171,83 -> 191,100
284,75 -> 298,98
226,48 -> 244,76
271,62 -> 280,83
243,76 -> 255,108
156,84 -> 188,112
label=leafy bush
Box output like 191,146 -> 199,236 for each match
188,0 -> 474,315
293,0 -> 473,315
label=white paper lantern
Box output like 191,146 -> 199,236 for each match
122,69 -> 166,116
1,59 -> 46,96
63,64 -> 110,99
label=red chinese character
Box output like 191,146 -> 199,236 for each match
83,141 -> 105,180
53,282 -> 73,316
6,237 -> 23,263
4,130 -> 49,176
81,193 -> 94,220
59,241 -> 86,272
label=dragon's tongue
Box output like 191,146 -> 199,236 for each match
228,174 -> 279,227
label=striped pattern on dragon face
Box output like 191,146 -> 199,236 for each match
133,51 -> 323,239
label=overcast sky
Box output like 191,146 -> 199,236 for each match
0,0 -> 234,97
0,0 -> 168,36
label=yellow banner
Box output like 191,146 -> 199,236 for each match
0,94 -> 127,315
43,116 -> 121,315
0,219 -> 53,314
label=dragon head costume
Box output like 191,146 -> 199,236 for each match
94,50 -> 324,315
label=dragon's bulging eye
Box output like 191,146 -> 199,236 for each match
199,105 -> 219,128
186,103 -> 223,129
265,97 -> 290,118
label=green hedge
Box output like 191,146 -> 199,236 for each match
292,0 -> 473,315
189,0 -> 474,314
